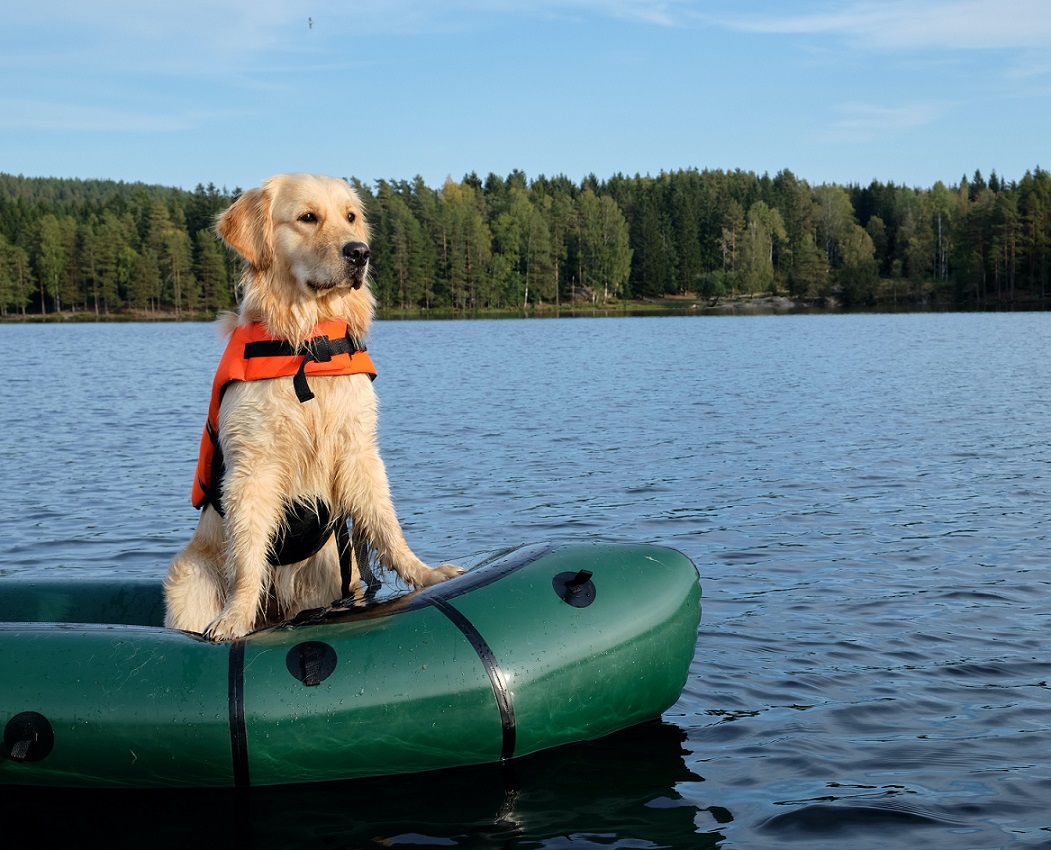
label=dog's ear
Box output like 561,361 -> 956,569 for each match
216,187 -> 273,270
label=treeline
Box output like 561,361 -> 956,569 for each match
1,166 -> 1049,317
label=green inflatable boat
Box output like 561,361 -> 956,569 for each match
0,542 -> 700,789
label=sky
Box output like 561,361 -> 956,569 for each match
3,0 -> 1050,193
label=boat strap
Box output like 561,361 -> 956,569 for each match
228,640 -> 250,788
429,598 -> 517,762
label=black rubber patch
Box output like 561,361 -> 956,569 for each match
286,641 -> 338,686
4,711 -> 54,762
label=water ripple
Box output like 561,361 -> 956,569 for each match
4,314 -> 1051,848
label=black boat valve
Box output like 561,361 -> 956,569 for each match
4,711 -> 55,762
553,569 -> 597,608
286,641 -> 338,686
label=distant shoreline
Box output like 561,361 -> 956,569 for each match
4,293 -> 1048,323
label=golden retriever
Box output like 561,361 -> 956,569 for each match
163,173 -> 460,641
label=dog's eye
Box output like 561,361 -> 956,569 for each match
346,211 -> 357,224
298,212 -> 318,224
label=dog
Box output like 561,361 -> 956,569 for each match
164,173 -> 460,641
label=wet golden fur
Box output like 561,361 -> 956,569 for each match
163,173 -> 460,641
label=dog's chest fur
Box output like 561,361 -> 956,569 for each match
218,372 -> 378,503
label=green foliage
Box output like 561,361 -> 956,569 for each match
0,232 -> 32,315
838,225 -> 880,307
578,189 -> 632,303
738,201 -> 787,295
3,166 -> 1051,316
195,228 -> 231,313
697,270 -> 731,300
0,175 -> 240,315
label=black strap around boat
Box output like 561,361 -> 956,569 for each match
429,598 -> 517,762
228,639 -> 250,787
243,333 -> 366,403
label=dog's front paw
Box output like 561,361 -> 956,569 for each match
202,613 -> 251,642
413,563 -> 464,588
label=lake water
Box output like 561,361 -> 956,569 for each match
1,313 -> 1050,849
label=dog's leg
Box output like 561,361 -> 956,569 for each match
202,467 -> 287,641
270,536 -> 344,619
336,449 -> 462,589
164,507 -> 226,633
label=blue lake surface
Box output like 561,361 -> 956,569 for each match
1,313 -> 1050,848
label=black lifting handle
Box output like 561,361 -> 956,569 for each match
9,734 -> 33,761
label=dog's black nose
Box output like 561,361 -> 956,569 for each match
342,241 -> 370,266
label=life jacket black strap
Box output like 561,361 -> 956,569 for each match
204,419 -> 226,516
335,517 -> 382,600
335,516 -> 354,597
242,333 -> 367,403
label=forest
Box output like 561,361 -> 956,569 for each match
0,165 -> 1049,318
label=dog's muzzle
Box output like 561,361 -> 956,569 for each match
343,241 -> 370,289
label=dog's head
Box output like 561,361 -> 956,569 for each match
217,173 -> 374,341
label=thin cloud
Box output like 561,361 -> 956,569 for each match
813,101 -> 952,148
15,0 -> 1051,48
4,0 -> 302,73
834,101 -> 949,134
5,0 -> 297,40
491,0 -> 689,26
0,98 -> 228,134
1003,52 -> 1051,82
717,0 -> 1051,51
3,0 -> 686,73
341,0 -> 691,27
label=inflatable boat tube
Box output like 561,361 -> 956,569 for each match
0,541 -> 700,789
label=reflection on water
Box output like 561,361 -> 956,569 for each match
4,723 -> 720,849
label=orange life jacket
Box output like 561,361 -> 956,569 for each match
191,319 -> 377,511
